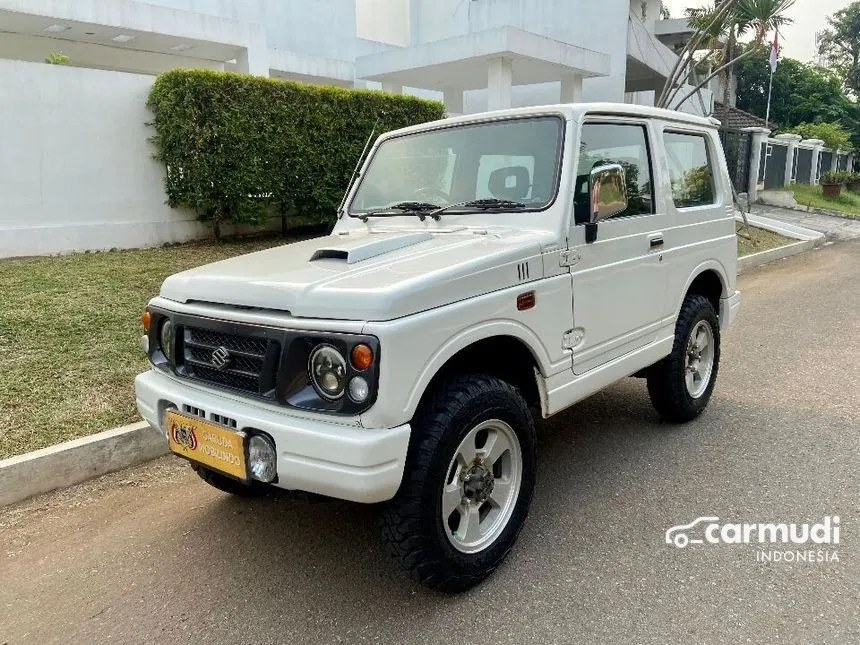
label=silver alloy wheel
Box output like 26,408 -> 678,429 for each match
441,419 -> 523,554
685,320 -> 715,398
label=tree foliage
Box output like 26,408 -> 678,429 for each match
146,70 -> 445,238
817,1 -> 860,96
786,122 -> 854,151
735,49 -> 852,123
734,46 -> 860,149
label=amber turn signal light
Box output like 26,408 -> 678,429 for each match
516,291 -> 536,311
350,343 -> 373,371
141,311 -> 151,332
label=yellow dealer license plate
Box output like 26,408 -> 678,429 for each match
166,410 -> 247,480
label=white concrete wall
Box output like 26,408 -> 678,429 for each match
412,0 -> 630,103
0,58 -> 206,258
143,0 -> 357,61
629,0 -> 663,32
356,0 -> 410,46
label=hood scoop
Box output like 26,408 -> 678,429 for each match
309,231 -> 432,264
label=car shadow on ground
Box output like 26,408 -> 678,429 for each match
165,378 -> 679,606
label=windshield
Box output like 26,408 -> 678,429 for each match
349,116 -> 564,216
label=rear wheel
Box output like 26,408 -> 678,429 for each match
647,294 -> 720,422
380,374 -> 536,593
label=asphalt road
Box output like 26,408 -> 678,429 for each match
2,241 -> 859,645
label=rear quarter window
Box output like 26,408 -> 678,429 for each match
663,131 -> 716,209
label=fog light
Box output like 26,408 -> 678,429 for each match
348,376 -> 369,403
248,434 -> 277,482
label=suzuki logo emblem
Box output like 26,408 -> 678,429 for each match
210,346 -> 231,370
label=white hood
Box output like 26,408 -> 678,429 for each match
159,228 -> 552,321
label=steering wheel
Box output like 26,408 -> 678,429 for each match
413,186 -> 451,204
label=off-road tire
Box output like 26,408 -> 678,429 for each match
380,374 -> 537,593
193,464 -> 265,497
647,294 -> 720,422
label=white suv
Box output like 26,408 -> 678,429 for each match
135,103 -> 741,592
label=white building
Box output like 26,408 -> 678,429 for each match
0,0 -> 707,258
0,0 -> 706,113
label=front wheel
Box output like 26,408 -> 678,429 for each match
647,294 -> 720,422
380,375 -> 537,593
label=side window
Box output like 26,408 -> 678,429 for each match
574,123 -> 654,224
476,155 -> 536,201
663,132 -> 716,208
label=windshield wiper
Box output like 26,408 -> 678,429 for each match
429,198 -> 528,216
356,201 -> 442,222
356,198 -> 529,222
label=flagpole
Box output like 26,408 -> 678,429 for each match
760,66 -> 774,189
761,30 -> 779,189
764,66 -> 774,127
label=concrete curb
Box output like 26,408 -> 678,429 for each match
0,421 -> 167,507
738,238 -> 819,273
739,213 -> 826,242
734,212 -> 826,273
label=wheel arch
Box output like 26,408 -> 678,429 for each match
676,262 -> 730,319
405,323 -> 550,421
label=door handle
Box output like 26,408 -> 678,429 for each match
649,234 -> 664,249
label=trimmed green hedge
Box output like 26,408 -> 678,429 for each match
147,69 -> 445,237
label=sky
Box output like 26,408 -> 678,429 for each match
661,0 -> 855,63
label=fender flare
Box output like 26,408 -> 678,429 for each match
401,319 -> 555,421
674,260 -> 730,318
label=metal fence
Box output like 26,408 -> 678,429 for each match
796,148 -> 813,184
764,144 -> 788,189
820,151 -> 834,176
718,128 -> 753,195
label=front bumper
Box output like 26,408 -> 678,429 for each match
134,369 -> 410,503
719,290 -> 742,330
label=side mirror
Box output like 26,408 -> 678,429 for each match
589,164 -> 628,224
584,163 -> 627,244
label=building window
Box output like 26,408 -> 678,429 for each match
664,132 -> 716,208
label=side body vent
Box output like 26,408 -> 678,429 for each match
517,261 -> 530,281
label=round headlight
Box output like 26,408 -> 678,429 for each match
309,344 -> 347,400
248,434 -> 277,482
159,319 -> 173,361
348,376 -> 369,403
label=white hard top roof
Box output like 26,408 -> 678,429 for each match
385,102 -> 720,139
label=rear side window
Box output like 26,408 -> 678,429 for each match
574,123 -> 654,224
663,132 -> 716,208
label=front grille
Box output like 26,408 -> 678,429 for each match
181,326 -> 275,396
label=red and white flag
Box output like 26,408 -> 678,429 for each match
769,31 -> 780,72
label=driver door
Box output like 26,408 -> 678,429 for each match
568,118 -> 671,375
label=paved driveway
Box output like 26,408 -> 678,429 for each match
753,205 -> 860,241
2,241 -> 858,645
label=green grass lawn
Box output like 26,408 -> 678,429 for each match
0,234 -> 312,459
788,183 -> 860,217
736,224 -> 795,257
0,226 -> 795,459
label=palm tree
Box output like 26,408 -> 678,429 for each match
658,0 -> 795,111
